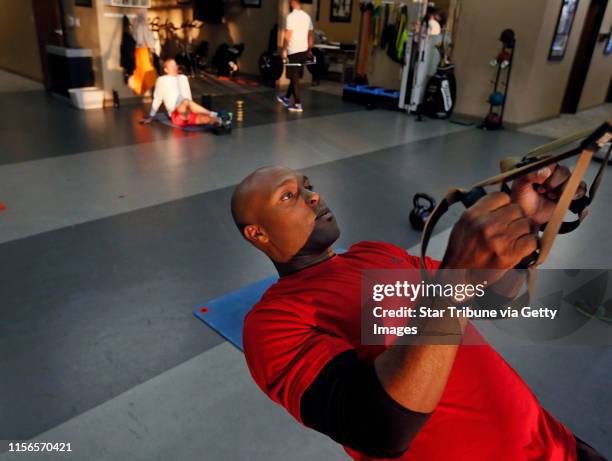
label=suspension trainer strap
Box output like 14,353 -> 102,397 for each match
419,122 -> 612,275
537,148 -> 594,264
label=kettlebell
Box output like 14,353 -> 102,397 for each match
409,193 -> 436,231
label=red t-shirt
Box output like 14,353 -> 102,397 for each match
243,241 -> 577,461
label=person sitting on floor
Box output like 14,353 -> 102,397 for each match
140,59 -> 231,132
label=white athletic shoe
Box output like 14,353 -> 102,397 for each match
288,103 -> 303,113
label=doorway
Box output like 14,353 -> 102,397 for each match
31,0 -> 65,90
561,0 -> 608,113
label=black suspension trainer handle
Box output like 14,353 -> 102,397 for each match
459,187 -> 487,208
515,250 -> 539,269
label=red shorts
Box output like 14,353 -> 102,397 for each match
171,110 -> 198,126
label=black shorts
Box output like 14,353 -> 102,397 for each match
286,51 -> 308,79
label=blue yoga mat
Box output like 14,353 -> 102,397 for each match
194,276 -> 278,350
194,250 -> 346,350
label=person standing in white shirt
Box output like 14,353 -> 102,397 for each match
276,0 -> 314,113
426,6 -> 442,36
140,59 -> 231,132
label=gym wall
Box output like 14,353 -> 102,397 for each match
511,0 -> 589,123
316,0 -> 361,43
367,51 -> 404,90
579,0 -> 612,110
452,0 -> 577,125
0,0 -> 43,81
452,0 -> 610,125
226,0 -> 281,76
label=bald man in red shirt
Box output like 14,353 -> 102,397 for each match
230,166 -> 605,460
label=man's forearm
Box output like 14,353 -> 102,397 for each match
374,306 -> 467,413
374,266 -> 526,414
374,186 -> 542,415
487,269 -> 527,300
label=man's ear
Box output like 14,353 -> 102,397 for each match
243,224 -> 268,244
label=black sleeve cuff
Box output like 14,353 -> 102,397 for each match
301,350 -> 431,459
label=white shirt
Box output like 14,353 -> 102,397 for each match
286,9 -> 313,55
133,22 -> 155,49
149,75 -> 192,116
428,18 -> 441,36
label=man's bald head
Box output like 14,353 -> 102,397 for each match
230,167 -> 339,263
230,166 -> 284,233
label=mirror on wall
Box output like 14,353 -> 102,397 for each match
549,0 -> 580,60
605,35 -> 612,55
330,0 -> 353,22
108,0 -> 152,7
604,28 -> 612,55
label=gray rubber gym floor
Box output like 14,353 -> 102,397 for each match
0,80 -> 610,460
